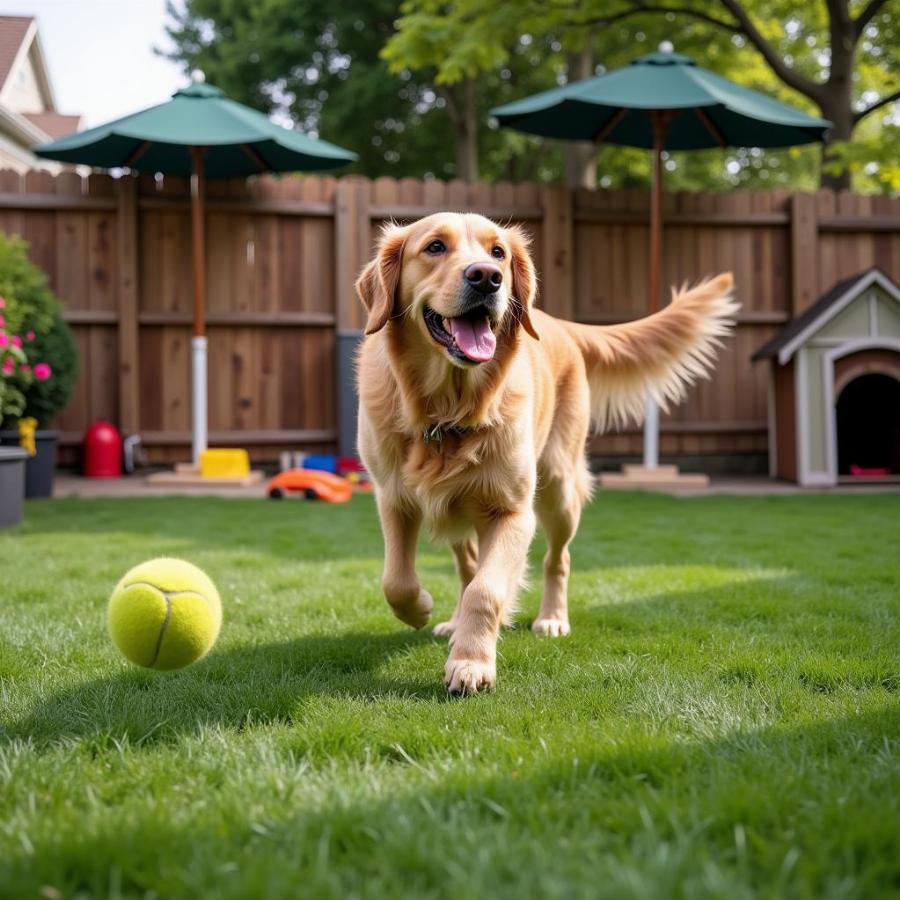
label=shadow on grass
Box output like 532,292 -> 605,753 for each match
4,704 -> 899,898
6,628 -> 449,747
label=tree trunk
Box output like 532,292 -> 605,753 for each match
439,80 -> 479,182
819,100 -> 854,190
818,14 -> 855,191
819,0 -> 857,190
563,45 -> 597,189
458,79 -> 479,182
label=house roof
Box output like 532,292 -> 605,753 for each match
22,111 -> 80,139
753,267 -> 900,364
0,16 -> 33,90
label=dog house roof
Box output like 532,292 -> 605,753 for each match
752,267 -> 900,365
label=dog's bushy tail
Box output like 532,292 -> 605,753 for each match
561,273 -> 738,431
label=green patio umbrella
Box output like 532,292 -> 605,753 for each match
34,79 -> 356,465
492,45 -> 830,470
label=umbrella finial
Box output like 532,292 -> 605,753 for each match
658,41 -> 674,54
191,68 -> 207,84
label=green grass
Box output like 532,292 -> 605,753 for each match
1,492 -> 899,899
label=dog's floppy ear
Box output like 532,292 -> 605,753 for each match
356,225 -> 406,335
506,225 -> 539,340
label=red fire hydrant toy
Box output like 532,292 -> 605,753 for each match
83,420 -> 122,478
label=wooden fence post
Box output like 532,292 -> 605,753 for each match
334,177 -> 371,456
540,184 -> 574,319
116,174 -> 140,434
790,192 -> 818,315
335,177 -> 370,332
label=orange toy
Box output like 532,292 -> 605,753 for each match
267,468 -> 353,502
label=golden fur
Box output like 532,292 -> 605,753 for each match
355,212 -> 737,694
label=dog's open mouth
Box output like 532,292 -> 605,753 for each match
424,306 -> 497,364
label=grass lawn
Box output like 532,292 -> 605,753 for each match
1,491 -> 899,899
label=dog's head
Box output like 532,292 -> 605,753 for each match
355,213 -> 539,368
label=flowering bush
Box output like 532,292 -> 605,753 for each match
0,299 -> 53,425
0,234 -> 78,429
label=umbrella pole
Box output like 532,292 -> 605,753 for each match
643,112 -> 668,470
190,146 -> 208,466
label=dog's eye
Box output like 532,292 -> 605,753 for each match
425,239 -> 446,255
491,245 -> 505,259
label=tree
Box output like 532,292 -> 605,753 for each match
385,0 -> 899,191
162,0 -> 565,183
162,0 -> 457,178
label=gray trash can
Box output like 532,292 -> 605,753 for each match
0,446 -> 28,528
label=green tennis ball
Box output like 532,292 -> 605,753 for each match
108,558 -> 222,670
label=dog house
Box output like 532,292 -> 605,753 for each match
753,268 -> 900,486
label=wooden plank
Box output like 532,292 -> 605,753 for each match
117,176 -> 140,433
63,310 -> 119,325
573,210 -> 789,226
790,193 -> 818,315
138,196 -> 336,216
0,192 -> 116,211
161,325 -> 191,432
818,216 -> 899,232
135,429 -> 338,445
87,211 -> 117,312
370,204 -> 543,220
88,324 -> 119,424
54,175 -> 89,314
540,185 -> 574,320
334,177 -> 370,331
587,420 -> 767,435
576,310 -> 790,325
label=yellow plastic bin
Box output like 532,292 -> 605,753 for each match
200,449 -> 250,479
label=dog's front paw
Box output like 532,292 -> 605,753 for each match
389,588 -> 433,629
432,619 -> 456,638
531,617 -> 570,637
444,656 -> 496,696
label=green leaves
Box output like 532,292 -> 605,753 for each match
0,234 -> 79,429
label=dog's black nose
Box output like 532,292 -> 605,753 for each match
463,262 -> 502,295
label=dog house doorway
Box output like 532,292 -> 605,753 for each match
836,372 -> 900,480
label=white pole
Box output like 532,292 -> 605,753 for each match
643,393 -> 659,469
192,335 -> 208,465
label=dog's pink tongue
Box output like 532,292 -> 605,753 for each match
447,316 -> 496,362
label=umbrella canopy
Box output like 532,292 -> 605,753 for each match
491,50 -> 830,149
491,47 -> 830,475
33,81 -> 357,175
33,80 -> 356,467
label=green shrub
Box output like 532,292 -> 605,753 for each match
0,233 -> 79,429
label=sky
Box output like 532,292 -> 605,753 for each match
1,0 -> 187,127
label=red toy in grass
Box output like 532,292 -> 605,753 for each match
267,468 -> 353,502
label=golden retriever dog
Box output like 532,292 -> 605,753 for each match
355,212 -> 736,695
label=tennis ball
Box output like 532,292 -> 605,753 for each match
108,558 -> 222,670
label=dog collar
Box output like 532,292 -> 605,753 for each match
422,423 -> 470,445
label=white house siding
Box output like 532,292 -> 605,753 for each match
0,129 -> 44,171
3,47 -> 45,114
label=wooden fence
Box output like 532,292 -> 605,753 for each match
0,169 -> 897,466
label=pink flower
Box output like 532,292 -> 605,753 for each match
2,358 -> 13,376
12,335 -> 22,348
0,334 -> 8,348
26,330 -> 35,341
0,296 -> 5,308
34,362 -> 51,381
19,363 -> 30,375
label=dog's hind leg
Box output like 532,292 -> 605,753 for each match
433,536 -> 478,638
